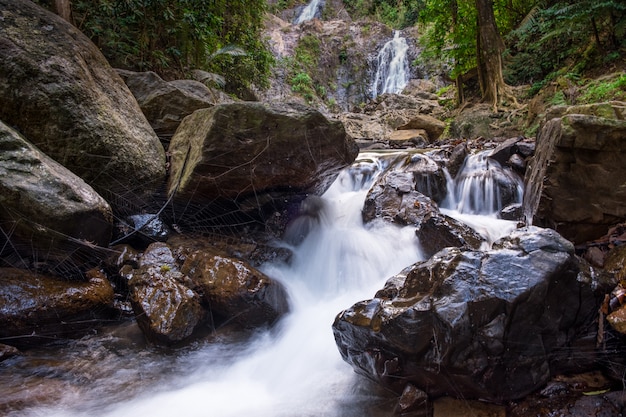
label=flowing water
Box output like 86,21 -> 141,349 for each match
3,150 -> 522,417
371,31 -> 410,98
295,0 -> 323,24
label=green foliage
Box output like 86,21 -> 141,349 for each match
342,0 -> 425,28
418,0 -> 536,81
506,0 -> 626,88
290,72 -> 315,102
69,0 -> 273,88
578,73 -> 626,103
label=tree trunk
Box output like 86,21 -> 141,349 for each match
475,0 -> 516,110
54,0 -> 72,23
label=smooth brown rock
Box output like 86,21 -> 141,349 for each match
0,268 -> 115,347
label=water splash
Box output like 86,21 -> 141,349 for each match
296,0 -> 323,24
371,31 -> 410,97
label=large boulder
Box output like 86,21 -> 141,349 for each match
0,267 -> 115,348
0,0 -> 166,206
117,70 -> 234,141
167,101 -> 358,230
0,121 -> 113,275
523,104 -> 626,243
333,227 -> 600,402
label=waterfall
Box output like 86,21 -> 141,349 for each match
371,31 -> 410,97
443,150 -> 524,215
296,0 -> 322,24
441,150 -> 523,244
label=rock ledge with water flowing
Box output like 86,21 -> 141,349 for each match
332,227 -> 601,402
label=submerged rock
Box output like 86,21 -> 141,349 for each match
0,0 -> 166,206
333,227 -> 601,402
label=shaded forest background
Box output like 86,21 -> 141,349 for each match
36,0 -> 626,107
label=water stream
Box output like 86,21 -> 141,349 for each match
296,0 -> 323,24
371,31 -> 410,97
3,150 -> 522,417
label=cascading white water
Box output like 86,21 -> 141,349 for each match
18,153 -> 422,417
371,31 -> 410,97
443,150 -> 523,215
295,0 -> 322,24
441,150 -> 523,244
8,151 -> 523,417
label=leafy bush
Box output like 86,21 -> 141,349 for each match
45,0 -> 273,88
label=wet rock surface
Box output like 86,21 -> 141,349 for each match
333,227 -> 601,402
127,242 -> 204,345
125,239 -> 290,345
0,268 -> 115,348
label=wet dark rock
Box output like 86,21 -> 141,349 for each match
0,0 -> 166,205
501,203 -> 523,221
446,142 -> 469,179
117,70 -> 233,141
333,227 -> 601,402
166,101 -> 357,233
128,243 -> 204,345
395,384 -> 429,415
363,170 -> 440,226
0,268 -> 115,348
179,246 -> 290,329
0,121 -> 113,275
126,239 -> 290,344
403,153 -> 448,204
415,212 -> 484,258
523,106 -> 626,243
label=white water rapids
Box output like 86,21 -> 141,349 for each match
7,150 -> 522,417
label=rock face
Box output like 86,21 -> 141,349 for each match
0,121 -> 113,275
0,268 -> 115,347
167,101 -> 357,230
117,70 -> 234,140
0,0 -> 166,205
523,103 -> 626,244
339,94 -> 445,147
333,227 -> 599,402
